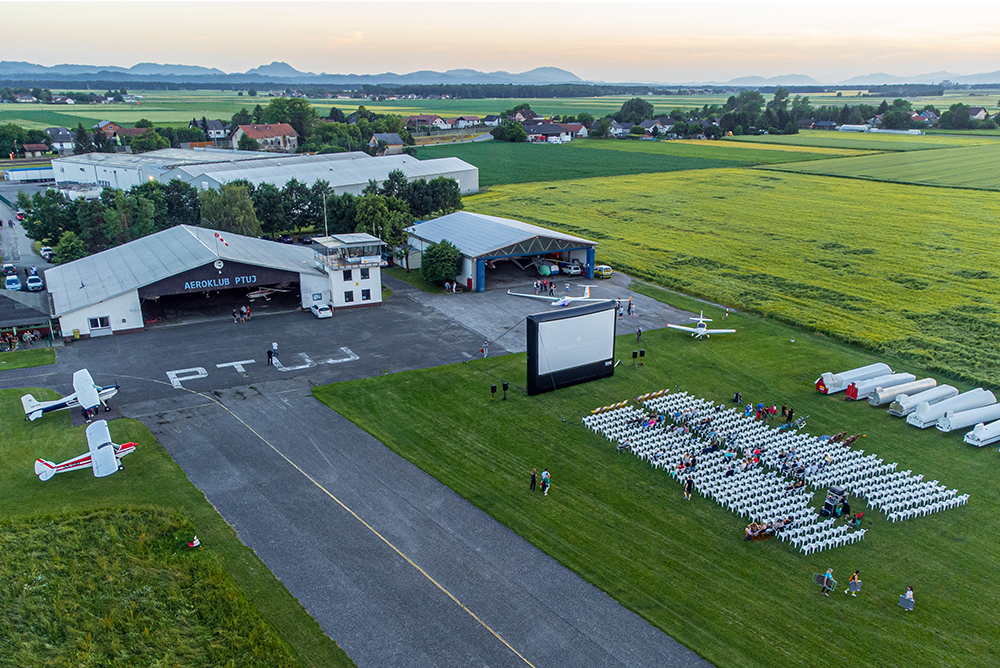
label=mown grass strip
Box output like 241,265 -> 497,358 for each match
0,347 -> 55,370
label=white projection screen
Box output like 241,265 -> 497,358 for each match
526,301 -> 617,395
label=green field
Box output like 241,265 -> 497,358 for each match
314,292 -> 999,668
0,348 -> 55,370
765,143 -> 1000,190
464,169 -> 1000,386
728,129 -> 1000,152
416,139 -> 865,187
0,389 -> 354,668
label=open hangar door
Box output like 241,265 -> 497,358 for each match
138,260 -> 302,323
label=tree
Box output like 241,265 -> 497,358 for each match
231,107 -> 252,127
938,103 -> 974,130
877,100 -> 890,115
199,184 -> 262,237
354,194 -> 391,238
250,182 -> 285,238
264,97 -> 318,141
53,231 -> 88,264
73,123 -> 94,154
420,240 -> 463,284
881,109 -> 911,130
589,118 -> 612,138
281,178 -> 311,230
134,118 -> 154,128
629,125 -> 645,135
251,104 -> 265,124
130,128 -> 170,153
783,121 -> 799,135
237,134 -> 260,151
102,190 -> 156,246
577,112 -> 595,128
617,97 -> 655,125
248,87 -> 257,97
328,106 -> 346,123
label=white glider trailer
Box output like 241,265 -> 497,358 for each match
868,378 -> 937,406
964,419 -> 1000,448
845,373 -> 916,401
906,389 -> 996,429
937,404 -> 1000,433
888,385 -> 959,417
815,363 -> 892,394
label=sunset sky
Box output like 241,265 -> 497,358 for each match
3,1 -> 999,83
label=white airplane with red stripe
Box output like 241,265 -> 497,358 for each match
34,420 -> 136,481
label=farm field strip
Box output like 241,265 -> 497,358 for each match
764,142 -> 1000,190
727,130 -> 1000,151
464,168 -> 1000,386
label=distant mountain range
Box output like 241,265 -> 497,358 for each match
1,60 -> 998,86
0,61 -> 584,85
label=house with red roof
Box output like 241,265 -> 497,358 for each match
231,123 -> 298,153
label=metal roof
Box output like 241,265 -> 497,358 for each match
52,148 -> 279,172
314,233 -> 384,249
45,225 -> 323,316
197,155 -> 476,190
406,212 -> 597,259
166,152 -> 372,181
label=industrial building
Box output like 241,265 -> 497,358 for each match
43,225 -> 385,338
405,212 -> 598,292
51,148 -> 478,195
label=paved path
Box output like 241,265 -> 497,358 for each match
123,379 -> 711,668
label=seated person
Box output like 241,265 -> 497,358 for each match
724,464 -> 735,477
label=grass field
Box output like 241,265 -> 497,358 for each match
464,169 -> 1000,386
314,291 -> 999,668
416,139 -> 864,187
728,130 -> 1000,152
0,389 -> 354,668
0,348 -> 55,370
765,143 -> 1000,190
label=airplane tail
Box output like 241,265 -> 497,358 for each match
34,459 -> 56,481
21,394 -> 44,421
690,310 -> 712,322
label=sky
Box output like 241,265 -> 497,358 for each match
3,1 -> 1000,83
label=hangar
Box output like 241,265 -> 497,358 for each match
44,225 -> 385,338
52,148 -> 479,195
405,212 -> 598,292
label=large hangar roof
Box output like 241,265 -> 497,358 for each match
165,151 -> 373,182
45,225 -> 322,316
406,211 -> 597,259
53,147 -> 279,171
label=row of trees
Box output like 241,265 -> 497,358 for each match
15,171 -> 462,264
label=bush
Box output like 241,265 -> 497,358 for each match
420,240 -> 463,283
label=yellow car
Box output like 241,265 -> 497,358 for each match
594,264 -> 613,279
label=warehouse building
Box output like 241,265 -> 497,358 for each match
51,148 -> 478,195
43,225 -> 385,338
405,212 -> 598,292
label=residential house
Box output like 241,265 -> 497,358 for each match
609,121 -> 633,138
638,119 -> 672,135
513,109 -> 539,123
557,123 -> 588,138
45,127 -> 75,152
94,120 -> 124,136
797,118 -> 816,129
522,123 -> 572,143
404,114 -> 451,130
231,123 -> 298,153
969,107 -> 987,121
452,116 -> 481,129
189,119 -> 229,140
483,115 -> 502,127
15,95 -> 37,103
51,95 -> 75,105
811,121 -> 838,130
368,132 -> 405,155
22,143 -> 49,158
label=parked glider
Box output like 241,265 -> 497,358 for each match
34,420 -> 136,481
507,285 -> 604,307
666,311 -> 736,340
247,284 -> 292,301
21,369 -> 119,422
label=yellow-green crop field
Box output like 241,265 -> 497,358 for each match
728,129 -> 1000,152
765,143 -> 1000,190
466,169 -> 1000,386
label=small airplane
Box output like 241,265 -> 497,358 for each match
247,284 -> 292,301
34,420 -> 136,481
666,311 -> 736,340
507,285 -> 605,307
21,369 -> 119,422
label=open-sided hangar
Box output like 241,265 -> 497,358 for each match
405,211 -> 598,292
44,225 -> 386,338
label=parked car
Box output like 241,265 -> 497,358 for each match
40,246 -> 54,261
562,263 -> 582,276
594,264 -> 613,279
15,211 -> 25,221
2,263 -> 15,276
5,275 -> 21,291
309,303 -> 333,319
299,235 -> 313,245
277,234 -> 294,244
25,275 -> 43,291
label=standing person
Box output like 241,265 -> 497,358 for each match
549,282 -> 555,296
781,404 -> 788,421
239,305 -> 247,323
565,282 -> 570,294
618,304 -> 624,320
233,309 -> 239,323
534,281 -> 539,295
530,468 -> 537,492
786,407 -> 795,425
541,468 -> 550,496
684,476 -> 694,500
482,340 -> 489,358
267,348 -> 274,366
845,571 -> 861,597
271,340 -> 278,359
245,305 -> 251,321
628,297 -> 634,317
636,326 -> 642,342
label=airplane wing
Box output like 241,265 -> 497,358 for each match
73,369 -> 101,412
86,420 -> 119,477
507,290 -> 559,302
705,328 -> 737,334
666,324 -> 698,333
